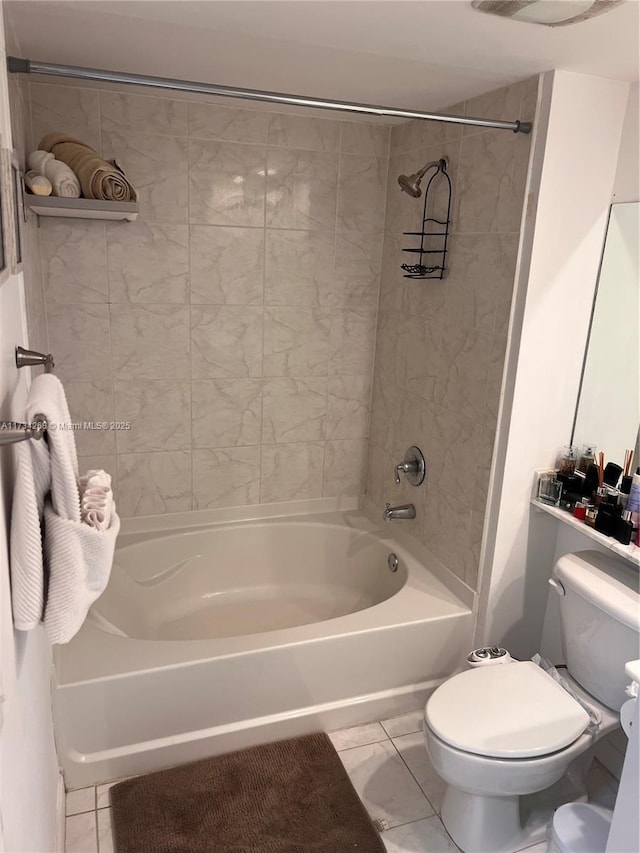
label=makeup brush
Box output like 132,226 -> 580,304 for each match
598,452 -> 605,488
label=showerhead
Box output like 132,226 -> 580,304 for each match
398,159 -> 447,197
398,172 -> 423,198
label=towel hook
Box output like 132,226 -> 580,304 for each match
0,414 -> 47,446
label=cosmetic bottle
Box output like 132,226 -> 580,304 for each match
628,468 -> 640,543
585,504 -> 597,528
582,464 -> 600,500
578,444 -> 597,474
594,505 -> 614,536
614,511 -> 633,546
619,476 -> 632,510
594,485 -> 608,508
603,462 -> 623,488
558,445 -> 576,476
573,500 -> 588,521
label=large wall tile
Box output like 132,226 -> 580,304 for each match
187,102 -> 269,143
30,83 -> 101,151
47,303 -> 110,381
333,231 -> 383,311
337,154 -> 387,231
188,139 -> 266,226
191,379 -> 262,448
493,234 -> 519,336
40,220 -> 108,303
323,439 -> 368,497
423,485 -> 473,581
442,234 -> 503,333
101,92 -> 187,135
262,377 -> 327,444
110,304 -> 190,380
190,225 -> 264,305
397,315 -> 441,403
266,148 -> 338,229
340,122 -> 390,158
260,442 -> 324,503
429,407 -> 483,507
193,447 -> 261,509
102,130 -> 188,223
435,325 -> 492,422
455,130 -> 519,233
117,451 -> 192,516
263,306 -> 330,377
63,380 -> 115,456
191,305 -> 262,378
329,308 -> 377,376
264,230 -> 334,307
267,114 -> 341,152
107,222 -> 189,303
113,380 -> 191,452
326,375 -> 371,440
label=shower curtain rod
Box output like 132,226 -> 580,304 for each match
7,57 -> 532,134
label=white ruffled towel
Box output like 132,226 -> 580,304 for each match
10,373 -> 119,644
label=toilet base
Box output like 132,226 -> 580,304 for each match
441,763 -> 589,853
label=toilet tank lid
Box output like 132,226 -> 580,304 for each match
555,551 -> 640,631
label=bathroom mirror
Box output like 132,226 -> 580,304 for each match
572,201 -> 640,468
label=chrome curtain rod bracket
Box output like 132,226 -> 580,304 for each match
7,57 -> 532,135
16,345 -> 55,373
0,413 -> 47,446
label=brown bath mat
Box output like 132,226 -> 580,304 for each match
110,732 -> 385,852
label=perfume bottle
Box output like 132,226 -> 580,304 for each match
558,445 -> 577,476
578,444 -> 597,474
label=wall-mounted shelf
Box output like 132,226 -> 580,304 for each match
24,193 -> 138,222
531,498 -> 640,567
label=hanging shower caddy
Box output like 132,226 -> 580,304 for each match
401,158 -> 452,280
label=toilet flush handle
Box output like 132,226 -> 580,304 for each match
548,577 -> 565,596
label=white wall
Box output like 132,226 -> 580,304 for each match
613,82 -> 639,203
0,5 -> 60,851
476,70 -> 630,660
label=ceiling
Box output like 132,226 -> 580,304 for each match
4,1 -> 639,111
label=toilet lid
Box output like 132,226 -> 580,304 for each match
425,661 -> 591,758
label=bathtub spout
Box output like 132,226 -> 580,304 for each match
383,503 -> 416,522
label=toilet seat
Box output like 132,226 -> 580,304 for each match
425,661 -> 590,759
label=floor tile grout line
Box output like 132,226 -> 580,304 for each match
388,735 -> 439,816
334,735 -> 390,753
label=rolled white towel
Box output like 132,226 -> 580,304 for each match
27,149 -> 54,173
79,468 -> 115,532
79,469 -> 111,490
44,158 -> 81,198
25,170 -> 53,196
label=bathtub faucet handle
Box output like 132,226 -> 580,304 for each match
393,447 -> 426,487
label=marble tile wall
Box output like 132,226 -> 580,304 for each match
366,78 -> 538,591
28,83 -> 389,516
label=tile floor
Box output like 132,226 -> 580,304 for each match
64,711 -> 620,853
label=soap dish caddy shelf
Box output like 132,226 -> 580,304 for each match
401,157 -> 451,280
23,190 -> 138,222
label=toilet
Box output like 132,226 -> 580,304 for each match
423,550 -> 640,853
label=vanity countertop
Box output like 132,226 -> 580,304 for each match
531,499 -> 640,567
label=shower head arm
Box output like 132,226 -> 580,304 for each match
415,159 -> 447,179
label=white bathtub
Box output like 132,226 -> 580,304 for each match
54,499 -> 474,788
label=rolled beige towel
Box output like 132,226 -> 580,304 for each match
25,170 -> 53,196
39,133 -> 134,202
27,150 -> 54,173
44,159 -> 81,198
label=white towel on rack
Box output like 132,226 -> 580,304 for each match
43,158 -> 81,198
27,149 -> 54,174
10,374 -> 120,643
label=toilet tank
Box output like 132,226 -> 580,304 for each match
553,550 -> 639,711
